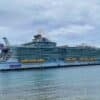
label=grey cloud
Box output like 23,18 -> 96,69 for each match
0,0 -> 100,46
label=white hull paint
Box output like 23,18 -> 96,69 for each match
0,61 -> 100,71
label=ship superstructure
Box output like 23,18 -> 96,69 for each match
0,34 -> 100,70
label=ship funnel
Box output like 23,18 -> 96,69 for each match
2,37 -> 10,47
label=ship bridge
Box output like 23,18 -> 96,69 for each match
23,34 -> 56,48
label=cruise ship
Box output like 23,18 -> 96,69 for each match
0,34 -> 100,70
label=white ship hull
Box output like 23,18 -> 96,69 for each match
0,61 -> 100,71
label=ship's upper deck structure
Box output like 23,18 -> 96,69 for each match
0,33 -> 100,63
23,34 -> 56,48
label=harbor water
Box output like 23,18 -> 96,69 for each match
0,66 -> 100,100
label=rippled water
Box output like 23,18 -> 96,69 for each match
0,66 -> 100,100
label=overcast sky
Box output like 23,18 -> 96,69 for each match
0,0 -> 100,46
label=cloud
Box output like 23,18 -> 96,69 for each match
48,24 -> 94,36
46,24 -> 95,46
0,0 -> 100,46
